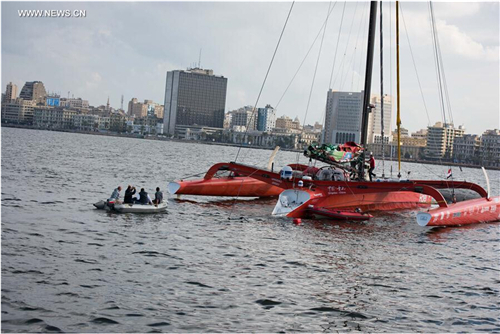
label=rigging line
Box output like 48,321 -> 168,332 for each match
350,0 -> 368,91
329,1 -> 347,89
234,1 -> 295,163
338,2 -> 359,90
429,2 -> 447,125
400,4 -> 431,126
275,1 -> 338,109
296,1 -> 333,168
332,2 -> 358,90
432,14 -> 454,125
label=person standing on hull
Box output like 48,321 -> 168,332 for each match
138,188 -> 153,205
153,187 -> 163,205
368,153 -> 376,181
124,185 -> 136,204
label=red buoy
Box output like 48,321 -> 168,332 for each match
293,218 -> 302,225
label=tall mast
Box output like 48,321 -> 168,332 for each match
379,1 -> 385,178
396,1 -> 402,177
360,1 -> 378,145
359,1 -> 378,179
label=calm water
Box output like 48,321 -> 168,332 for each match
2,127 -> 499,333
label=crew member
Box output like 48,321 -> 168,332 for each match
368,153 -> 376,181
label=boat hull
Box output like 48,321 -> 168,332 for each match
272,189 -> 432,218
307,207 -> 372,221
417,196 -> 500,227
113,202 -> 168,213
168,177 -> 283,197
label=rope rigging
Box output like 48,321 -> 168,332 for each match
275,2 -> 338,109
400,4 -> 431,126
234,1 -> 295,164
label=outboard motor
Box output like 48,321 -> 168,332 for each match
280,166 -> 293,180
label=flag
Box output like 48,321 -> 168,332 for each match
446,168 -> 452,179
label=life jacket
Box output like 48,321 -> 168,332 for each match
139,191 -> 149,204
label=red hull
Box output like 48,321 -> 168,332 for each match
281,189 -> 432,218
417,196 -> 500,226
168,177 -> 283,197
307,207 -> 372,221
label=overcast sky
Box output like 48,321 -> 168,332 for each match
2,1 -> 498,135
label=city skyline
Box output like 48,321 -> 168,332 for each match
2,2 -> 499,135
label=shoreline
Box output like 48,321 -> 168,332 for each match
3,123 -> 499,171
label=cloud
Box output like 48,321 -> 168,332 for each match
436,19 -> 499,61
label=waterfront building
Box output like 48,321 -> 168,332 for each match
257,104 -> 276,132
275,116 -> 295,130
452,134 -> 480,164
128,98 -> 164,119
163,67 -> 228,136
392,127 -> 409,139
231,106 -> 256,131
367,94 -> 393,144
33,107 -> 77,129
300,131 -> 321,147
223,111 -> 233,129
109,111 -> 127,133
73,114 -> 100,131
60,97 -> 89,109
3,82 -> 18,103
19,81 -> 47,105
425,122 -> 465,159
411,129 -> 427,140
1,99 -> 35,124
323,90 -> 363,145
480,129 -> 500,168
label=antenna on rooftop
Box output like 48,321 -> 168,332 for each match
198,48 -> 202,68
121,94 -> 124,110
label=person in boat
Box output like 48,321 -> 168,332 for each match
108,186 -> 122,202
124,185 -> 136,204
153,187 -> 163,205
138,188 -> 153,205
132,191 -> 141,204
368,153 -> 376,181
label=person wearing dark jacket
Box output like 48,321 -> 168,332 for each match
153,187 -> 163,204
124,185 -> 136,204
138,188 -> 153,205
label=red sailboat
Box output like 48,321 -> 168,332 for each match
168,2 -> 499,226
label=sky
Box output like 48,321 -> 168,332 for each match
2,1 -> 499,135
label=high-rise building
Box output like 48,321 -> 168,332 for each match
257,104 -> 276,132
231,106 -> 256,131
19,81 -> 47,105
425,122 -> 465,159
3,82 -> 18,102
323,90 -> 363,145
163,67 -> 228,136
367,95 -> 393,144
